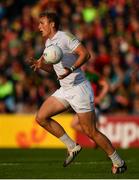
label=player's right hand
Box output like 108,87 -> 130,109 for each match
30,59 -> 42,71
26,57 -> 42,71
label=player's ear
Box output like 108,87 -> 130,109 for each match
51,22 -> 55,28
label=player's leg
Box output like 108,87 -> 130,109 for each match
36,95 -> 82,166
69,81 -> 126,173
77,110 -> 114,154
71,108 -> 100,132
36,96 -> 66,136
71,108 -> 100,134
71,113 -> 98,148
71,114 -> 82,132
77,110 -> 127,174
36,96 -> 77,151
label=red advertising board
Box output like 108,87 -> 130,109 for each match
75,115 -> 139,148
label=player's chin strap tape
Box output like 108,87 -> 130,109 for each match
70,65 -> 76,72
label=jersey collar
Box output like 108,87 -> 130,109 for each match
49,30 -> 60,41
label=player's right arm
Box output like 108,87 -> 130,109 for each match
27,55 -> 54,73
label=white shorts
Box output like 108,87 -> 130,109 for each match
52,80 -> 95,113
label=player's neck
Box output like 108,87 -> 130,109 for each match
49,30 -> 58,40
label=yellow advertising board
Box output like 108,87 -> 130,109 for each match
0,113 -> 75,148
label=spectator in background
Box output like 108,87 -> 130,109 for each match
0,2 -> 6,20
0,73 -> 15,112
0,100 -> 10,113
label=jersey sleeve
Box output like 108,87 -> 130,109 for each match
64,32 -> 81,52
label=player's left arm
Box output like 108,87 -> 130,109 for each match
58,44 -> 90,79
72,44 -> 90,69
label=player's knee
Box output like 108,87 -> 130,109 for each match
82,124 -> 97,138
35,113 -> 48,127
35,115 -> 43,126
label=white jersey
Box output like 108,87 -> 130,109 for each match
45,31 -> 86,88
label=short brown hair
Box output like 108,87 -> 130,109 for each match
39,11 -> 60,30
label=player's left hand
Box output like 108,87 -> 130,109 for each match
58,67 -> 72,79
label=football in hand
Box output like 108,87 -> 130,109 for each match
43,45 -> 63,64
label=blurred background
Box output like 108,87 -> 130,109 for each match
0,0 -> 139,149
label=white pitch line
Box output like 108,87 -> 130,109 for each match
74,159 -> 132,165
74,161 -> 109,165
0,163 -> 21,166
0,160 -> 132,166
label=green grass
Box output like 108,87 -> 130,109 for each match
0,148 -> 138,179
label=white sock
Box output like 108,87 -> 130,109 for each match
59,133 -> 76,151
109,151 -> 124,167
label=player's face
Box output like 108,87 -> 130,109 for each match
38,17 -> 52,38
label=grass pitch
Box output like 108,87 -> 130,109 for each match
0,148 -> 138,179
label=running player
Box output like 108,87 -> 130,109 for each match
28,11 -> 127,174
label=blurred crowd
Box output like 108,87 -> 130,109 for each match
0,0 -> 139,114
